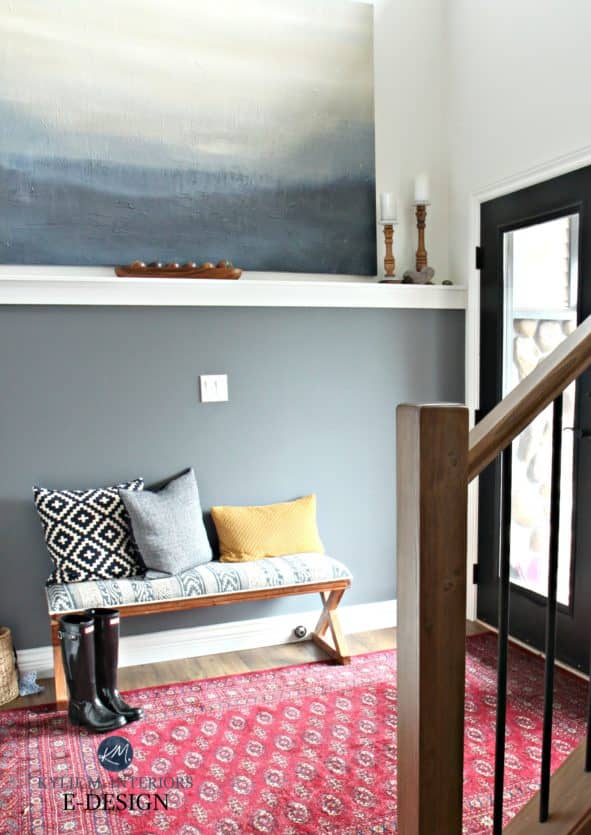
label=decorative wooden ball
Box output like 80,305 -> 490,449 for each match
202,262 -> 215,269
183,262 -> 197,269
131,260 -> 146,268
148,261 -> 163,269
164,262 -> 180,270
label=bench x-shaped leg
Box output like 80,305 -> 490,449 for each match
51,617 -> 69,711
311,589 -> 351,664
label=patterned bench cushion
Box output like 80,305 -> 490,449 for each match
46,553 -> 352,614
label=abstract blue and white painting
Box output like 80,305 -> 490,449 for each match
0,0 -> 376,274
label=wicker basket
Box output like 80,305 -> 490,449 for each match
0,627 -> 19,705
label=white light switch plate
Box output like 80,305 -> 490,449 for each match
200,374 -> 229,403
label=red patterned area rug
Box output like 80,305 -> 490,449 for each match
0,633 -> 587,835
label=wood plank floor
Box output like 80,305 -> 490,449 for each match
2,621 -> 488,712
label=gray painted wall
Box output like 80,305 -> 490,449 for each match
0,306 -> 464,649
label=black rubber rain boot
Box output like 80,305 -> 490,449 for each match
59,613 -> 127,732
89,608 -> 143,724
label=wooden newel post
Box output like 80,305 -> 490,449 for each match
397,404 -> 469,835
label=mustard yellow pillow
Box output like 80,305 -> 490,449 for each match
211,494 -> 324,563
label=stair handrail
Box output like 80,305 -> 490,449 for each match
469,313 -> 591,482
397,313 -> 591,835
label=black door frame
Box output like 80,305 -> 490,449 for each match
476,164 -> 591,673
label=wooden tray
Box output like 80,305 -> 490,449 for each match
115,260 -> 242,280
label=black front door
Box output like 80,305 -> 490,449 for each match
477,165 -> 591,673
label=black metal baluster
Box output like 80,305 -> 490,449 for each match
540,394 -> 563,822
493,444 -> 512,835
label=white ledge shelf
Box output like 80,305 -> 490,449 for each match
0,270 -> 467,310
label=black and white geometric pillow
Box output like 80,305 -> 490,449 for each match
33,479 -> 144,585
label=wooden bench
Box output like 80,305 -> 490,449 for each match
46,554 -> 352,709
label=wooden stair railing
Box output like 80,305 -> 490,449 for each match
469,314 -> 591,481
397,314 -> 591,835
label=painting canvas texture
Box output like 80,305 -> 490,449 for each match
0,0 -> 376,274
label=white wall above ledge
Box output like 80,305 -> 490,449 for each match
0,268 -> 466,310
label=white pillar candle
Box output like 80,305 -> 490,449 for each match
414,172 -> 430,204
379,192 -> 397,223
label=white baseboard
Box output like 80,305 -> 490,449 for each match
18,598 -> 397,679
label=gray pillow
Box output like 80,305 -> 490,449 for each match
119,469 -> 212,578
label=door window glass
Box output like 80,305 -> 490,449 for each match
503,214 -> 579,605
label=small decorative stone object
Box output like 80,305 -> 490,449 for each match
19,670 -> 44,697
402,266 -> 436,285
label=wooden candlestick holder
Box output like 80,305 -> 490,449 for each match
380,222 -> 400,283
414,203 -> 429,272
